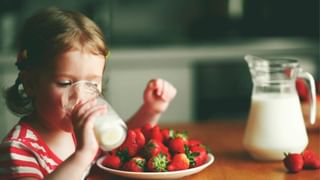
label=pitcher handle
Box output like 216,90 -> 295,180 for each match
299,71 -> 317,124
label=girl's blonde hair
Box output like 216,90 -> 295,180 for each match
5,7 -> 109,116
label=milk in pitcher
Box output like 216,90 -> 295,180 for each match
243,93 -> 308,160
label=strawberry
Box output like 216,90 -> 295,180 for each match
150,126 -> 163,143
168,131 -> 188,153
118,129 -> 139,157
143,139 -> 164,159
134,128 -> 146,149
188,139 -> 202,147
167,153 -> 190,171
158,142 -> 171,161
283,153 -> 304,173
101,154 -> 122,169
123,157 -> 146,172
296,78 -> 309,102
142,123 -> 153,141
302,149 -> 320,169
147,153 -> 169,172
161,128 -> 175,144
189,145 -> 208,167
169,137 -> 188,153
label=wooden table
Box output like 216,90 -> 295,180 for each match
87,121 -> 320,180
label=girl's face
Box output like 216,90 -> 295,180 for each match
32,50 -> 105,132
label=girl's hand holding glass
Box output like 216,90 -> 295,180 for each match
69,98 -> 107,159
62,81 -> 127,153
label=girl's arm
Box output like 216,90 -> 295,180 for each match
42,151 -> 93,180
127,79 -> 177,129
15,152 -> 94,180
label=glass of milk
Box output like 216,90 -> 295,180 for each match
62,80 -> 127,151
243,55 -> 316,161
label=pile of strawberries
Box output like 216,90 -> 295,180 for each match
283,149 -> 320,173
101,123 -> 210,172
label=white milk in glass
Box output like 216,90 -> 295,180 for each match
93,99 -> 127,151
243,93 -> 308,160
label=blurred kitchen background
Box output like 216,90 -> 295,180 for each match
0,0 -> 319,139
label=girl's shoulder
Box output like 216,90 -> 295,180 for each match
0,120 -> 63,177
1,120 -> 50,158
0,121 -> 47,179
3,120 -> 39,143
1,120 -> 57,158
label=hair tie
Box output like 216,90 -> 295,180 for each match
17,49 -> 28,62
15,49 -> 29,70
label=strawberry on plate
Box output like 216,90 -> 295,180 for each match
143,139 -> 169,159
188,145 -> 208,167
161,128 -> 175,145
117,129 -> 139,157
150,125 -> 163,143
142,123 -> 153,141
147,153 -> 169,172
134,128 -> 146,149
123,157 -> 146,172
169,131 -> 188,153
188,139 -> 202,147
167,153 -> 190,171
101,154 -> 122,169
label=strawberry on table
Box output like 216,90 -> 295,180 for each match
101,154 -> 122,169
147,153 -> 169,172
167,153 -> 190,171
302,149 -> 320,169
283,153 -> 304,173
123,157 -> 146,172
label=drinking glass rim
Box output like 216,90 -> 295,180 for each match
62,80 -> 100,109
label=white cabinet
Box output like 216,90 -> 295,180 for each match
106,59 -> 194,124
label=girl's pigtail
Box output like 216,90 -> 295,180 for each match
5,75 -> 33,116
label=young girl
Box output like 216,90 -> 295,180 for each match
0,7 -> 176,180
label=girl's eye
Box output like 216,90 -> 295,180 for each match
91,82 -> 98,87
57,80 -> 72,87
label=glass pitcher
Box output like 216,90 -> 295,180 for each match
243,55 -> 317,161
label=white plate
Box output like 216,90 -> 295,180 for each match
96,153 -> 214,179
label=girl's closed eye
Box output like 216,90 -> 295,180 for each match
57,80 -> 73,87
91,81 -> 99,87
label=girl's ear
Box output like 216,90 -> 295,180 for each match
20,71 -> 36,97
